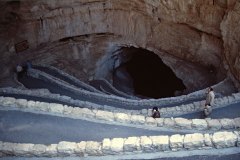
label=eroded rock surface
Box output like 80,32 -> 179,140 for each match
0,0 -> 239,92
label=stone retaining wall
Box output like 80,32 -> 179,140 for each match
1,96 -> 240,131
0,87 -> 141,114
40,65 -> 136,99
28,68 -> 207,107
161,92 -> 240,117
1,131 -> 239,157
97,78 -> 137,99
37,65 -> 103,94
0,87 -> 240,117
28,69 -> 240,116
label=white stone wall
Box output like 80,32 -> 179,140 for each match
1,85 -> 240,118
0,95 -> 240,131
0,131 -> 239,157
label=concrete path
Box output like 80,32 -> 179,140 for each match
18,75 -> 205,109
0,110 -> 185,145
89,79 -> 135,99
34,66 -> 96,92
1,92 -> 239,119
176,102 -> 240,119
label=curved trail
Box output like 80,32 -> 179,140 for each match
18,75 -> 204,109
0,110 -> 187,145
176,103 -> 240,119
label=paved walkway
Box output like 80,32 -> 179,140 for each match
177,102 -> 240,119
18,75 -> 204,109
0,110 -> 186,144
34,66 -> 95,92
90,79 -> 135,99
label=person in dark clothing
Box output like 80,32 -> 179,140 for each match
16,64 -> 24,79
24,60 -> 32,75
152,107 -> 160,118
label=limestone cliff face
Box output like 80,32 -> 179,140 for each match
0,0 -> 239,91
221,0 -> 240,88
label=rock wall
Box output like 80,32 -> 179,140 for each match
0,0 -> 239,89
221,0 -> 240,88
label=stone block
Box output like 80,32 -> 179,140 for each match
16,99 -> 28,108
114,113 -> 131,123
145,117 -> 157,126
184,104 -> 192,112
45,144 -> 58,157
156,118 -> 164,127
164,118 -> 175,127
233,131 -> 240,147
219,119 -> 235,129
184,133 -> 204,150
203,134 -> 213,149
193,101 -> 201,108
206,119 -> 222,130
85,141 -> 102,156
130,115 -> 145,124
2,97 -> 16,107
227,96 -> 235,103
174,118 -> 192,129
232,93 -> 240,99
72,107 -> 95,118
63,105 -> 73,115
57,141 -> 77,156
222,97 -> 229,105
150,136 -> 169,151
27,100 -> 36,109
147,109 -> 153,116
96,110 -> 114,121
1,142 -> 14,155
12,143 -> 34,156
0,97 -> 4,104
170,134 -> 184,151
140,136 -> 153,152
102,138 -> 111,154
110,138 -> 124,154
75,141 -> 86,156
0,141 -> 3,156
192,119 -> 208,130
36,102 -> 49,112
160,108 -> 166,114
31,144 -> 46,156
212,131 -> 238,148
234,118 -> 240,128
49,103 -> 64,114
123,137 -> 141,152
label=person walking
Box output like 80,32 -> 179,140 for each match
204,87 -> 215,117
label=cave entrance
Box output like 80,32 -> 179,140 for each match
113,47 -> 186,99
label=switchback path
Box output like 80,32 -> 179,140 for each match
18,76 -> 204,109
177,102 -> 240,119
0,110 -> 187,145
34,66 -> 99,93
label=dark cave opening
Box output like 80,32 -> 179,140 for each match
113,47 -> 186,99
